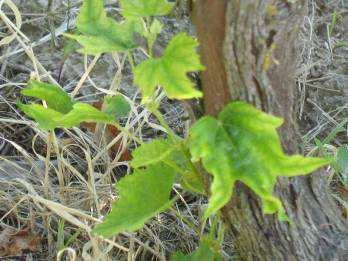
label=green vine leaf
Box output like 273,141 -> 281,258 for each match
171,148 -> 206,195
17,103 -> 63,130
189,101 -> 330,220
103,95 -> 131,119
21,80 -> 74,114
65,0 -> 140,54
18,103 -> 114,130
19,80 -> 115,130
130,139 -> 176,168
58,103 -> 114,128
120,0 -> 174,18
134,33 -> 204,102
130,139 -> 206,195
92,164 -> 176,237
145,19 -> 163,51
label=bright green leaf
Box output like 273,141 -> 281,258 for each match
92,164 -> 176,237
130,139 -> 176,168
130,139 -> 206,195
171,148 -> 206,195
120,0 -> 174,18
149,19 -> 163,38
18,102 -> 114,130
21,80 -> 73,114
103,95 -> 131,119
58,103 -> 114,128
145,19 -> 163,51
180,169 -> 206,195
65,0 -> 140,54
134,33 -> 204,101
17,103 -> 62,130
189,101 -> 330,220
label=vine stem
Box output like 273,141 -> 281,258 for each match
150,108 -> 179,141
170,207 -> 199,234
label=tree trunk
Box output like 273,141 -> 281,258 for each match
192,0 -> 348,259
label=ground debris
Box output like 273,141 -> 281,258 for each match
0,227 -> 41,257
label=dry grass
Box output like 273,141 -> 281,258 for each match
297,0 -> 347,213
0,0 -> 201,260
0,0 -> 346,260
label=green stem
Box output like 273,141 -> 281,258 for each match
111,122 -> 142,144
170,207 -> 199,234
151,108 -> 179,141
179,142 -> 207,193
145,17 -> 154,57
127,52 -> 135,71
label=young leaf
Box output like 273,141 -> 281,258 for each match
103,95 -> 131,119
145,19 -> 163,51
21,80 -> 73,114
65,0 -> 140,54
134,33 -> 204,101
120,0 -> 174,18
189,101 -> 330,220
17,103 -> 62,130
92,164 -> 175,237
58,103 -> 114,128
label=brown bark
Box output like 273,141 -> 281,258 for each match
192,0 -> 348,260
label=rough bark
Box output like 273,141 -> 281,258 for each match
192,0 -> 348,260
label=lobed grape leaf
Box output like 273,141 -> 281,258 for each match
120,0 -> 174,18
18,103 -> 114,130
19,79 -> 115,130
65,0 -> 140,55
17,103 -> 63,130
189,101 -> 330,220
134,33 -> 204,102
103,95 -> 131,119
92,163 -> 176,237
58,103 -> 114,128
21,80 -> 73,114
